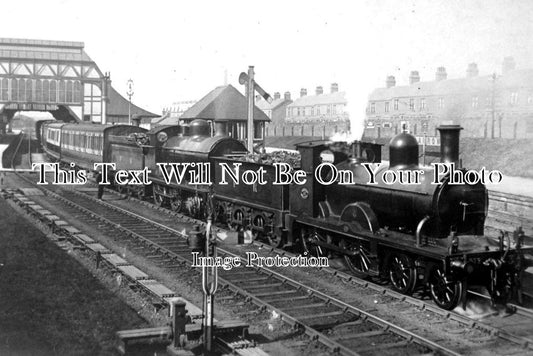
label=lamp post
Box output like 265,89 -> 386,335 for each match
490,73 -> 497,139
127,79 -> 134,125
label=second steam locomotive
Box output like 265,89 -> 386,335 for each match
37,118 -> 531,310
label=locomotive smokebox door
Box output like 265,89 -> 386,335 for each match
290,142 -> 328,217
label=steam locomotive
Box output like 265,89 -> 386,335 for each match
38,118 -> 531,310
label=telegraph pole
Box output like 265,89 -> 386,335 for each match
246,66 -> 254,153
127,79 -> 134,125
490,73 -> 496,139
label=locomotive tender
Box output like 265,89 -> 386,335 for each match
38,119 -> 531,310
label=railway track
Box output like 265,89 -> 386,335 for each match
7,172 -> 533,355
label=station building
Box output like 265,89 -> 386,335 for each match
179,84 -> 270,144
365,57 -> 533,142
0,37 -> 158,132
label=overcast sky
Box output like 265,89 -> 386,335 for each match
1,0 -> 532,128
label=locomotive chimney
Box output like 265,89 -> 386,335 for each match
179,124 -> 190,136
437,124 -> 463,166
350,141 -> 363,164
214,121 -> 228,136
131,114 -> 141,127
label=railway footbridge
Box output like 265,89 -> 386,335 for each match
0,37 -> 158,134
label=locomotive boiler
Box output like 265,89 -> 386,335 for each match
324,126 -> 487,239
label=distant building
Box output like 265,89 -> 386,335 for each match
286,83 -> 349,130
256,91 -> 292,125
162,100 -> 196,120
365,57 -> 533,140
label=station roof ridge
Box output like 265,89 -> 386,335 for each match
180,84 -> 270,122
0,37 -> 92,62
0,37 -> 85,48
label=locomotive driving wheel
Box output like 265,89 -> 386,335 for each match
389,253 -> 417,295
170,195 -> 183,212
301,229 -> 328,257
428,266 -> 463,310
339,239 -> 372,277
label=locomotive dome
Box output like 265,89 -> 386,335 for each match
389,132 -> 419,168
189,119 -> 211,137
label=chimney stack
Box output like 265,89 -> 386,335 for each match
435,67 -> 447,81
330,83 -> 339,93
274,92 -> 281,100
437,125 -> 463,166
409,71 -> 420,85
502,56 -> 516,75
315,86 -> 323,95
466,63 -> 479,77
386,75 -> 396,88
300,88 -> 307,97
284,91 -> 291,101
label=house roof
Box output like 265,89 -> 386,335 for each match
180,85 -> 271,122
288,91 -> 347,107
107,86 -> 160,118
368,68 -> 533,101
256,97 -> 291,111
0,37 -> 94,62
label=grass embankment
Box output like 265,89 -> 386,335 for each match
0,198 -> 147,355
